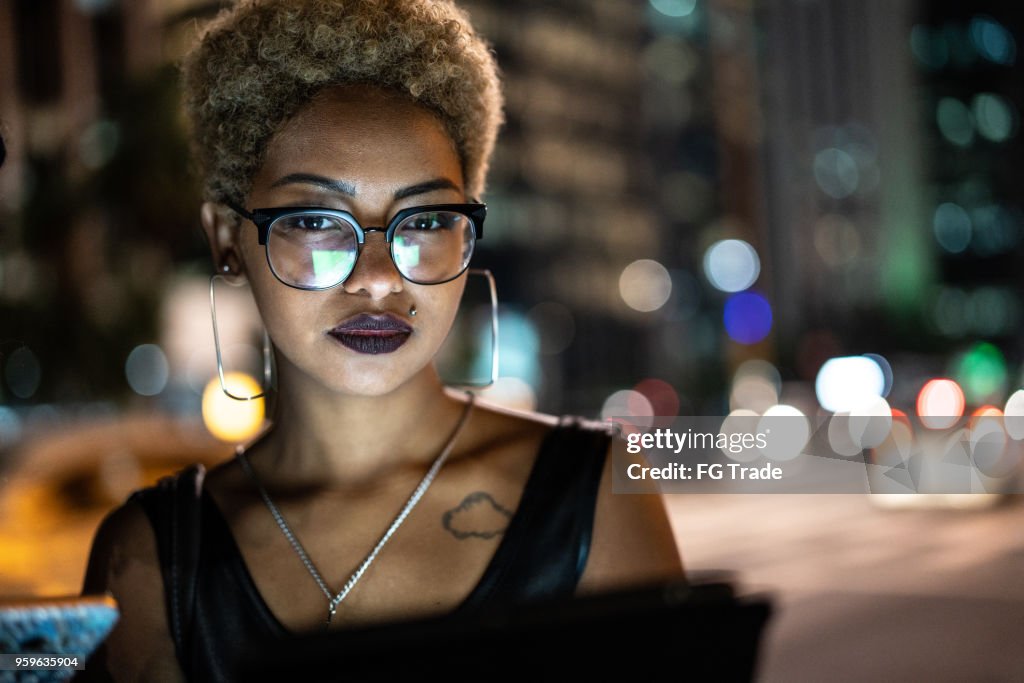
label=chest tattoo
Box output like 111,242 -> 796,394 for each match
441,491 -> 513,540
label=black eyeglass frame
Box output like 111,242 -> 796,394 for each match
225,201 -> 487,290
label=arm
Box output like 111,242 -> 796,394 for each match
79,501 -> 186,683
576,436 -> 685,594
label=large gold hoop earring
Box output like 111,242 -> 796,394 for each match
209,272 -> 274,401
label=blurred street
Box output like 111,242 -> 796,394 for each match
667,493 -> 1024,681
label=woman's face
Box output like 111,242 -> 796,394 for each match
207,85 -> 469,397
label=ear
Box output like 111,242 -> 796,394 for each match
201,201 -> 244,275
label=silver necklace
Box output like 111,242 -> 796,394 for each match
235,393 -> 475,628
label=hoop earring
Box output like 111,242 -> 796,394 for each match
440,268 -> 499,388
209,273 -> 274,401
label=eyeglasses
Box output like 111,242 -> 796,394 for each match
226,202 -> 486,290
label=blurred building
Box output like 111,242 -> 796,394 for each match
911,1 -> 1024,408
754,0 -> 1022,411
0,0 -> 210,408
460,0 -> 723,415
756,0 -> 933,376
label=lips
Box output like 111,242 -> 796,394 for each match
327,313 -> 412,355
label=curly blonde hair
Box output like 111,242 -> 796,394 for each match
182,0 -> 503,204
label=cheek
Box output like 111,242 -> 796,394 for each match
416,279 -> 466,342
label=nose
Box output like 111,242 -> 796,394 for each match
341,231 -> 403,299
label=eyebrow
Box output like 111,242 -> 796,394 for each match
270,173 -> 462,200
393,178 -> 462,200
271,173 -> 356,196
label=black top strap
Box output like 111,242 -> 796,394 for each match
129,464 -> 206,662
457,416 -> 613,609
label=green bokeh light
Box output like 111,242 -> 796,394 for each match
954,342 -> 1007,404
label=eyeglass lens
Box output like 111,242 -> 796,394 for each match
266,210 -> 475,289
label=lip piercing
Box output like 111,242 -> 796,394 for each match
409,305 -> 417,317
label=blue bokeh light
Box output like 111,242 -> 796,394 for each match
723,291 -> 773,345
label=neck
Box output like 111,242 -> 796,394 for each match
249,361 -> 472,490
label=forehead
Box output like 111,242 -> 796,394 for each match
254,85 -> 463,193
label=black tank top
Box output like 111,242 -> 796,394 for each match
130,416 -> 613,682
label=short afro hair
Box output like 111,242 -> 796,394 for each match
182,0 -> 503,204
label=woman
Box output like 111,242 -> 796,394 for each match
81,1 -> 684,680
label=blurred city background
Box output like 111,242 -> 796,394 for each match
1,0 -> 1023,679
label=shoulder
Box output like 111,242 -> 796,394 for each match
454,392 -> 559,466
81,491 -> 186,681
83,497 -> 160,595
577,433 -> 686,593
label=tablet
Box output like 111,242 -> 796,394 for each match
235,580 -> 773,682
0,595 -> 118,682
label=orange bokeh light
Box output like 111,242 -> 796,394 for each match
916,378 -> 965,429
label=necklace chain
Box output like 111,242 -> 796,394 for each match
235,393 -> 475,628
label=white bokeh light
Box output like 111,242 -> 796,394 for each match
702,239 -> 760,293
601,389 -> 655,429
619,259 -> 672,312
757,404 -> 810,461
815,356 -> 885,412
1003,389 -> 1024,439
848,395 -> 893,449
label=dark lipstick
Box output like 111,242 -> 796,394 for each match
327,313 -> 412,355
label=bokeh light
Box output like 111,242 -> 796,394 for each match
971,405 -> 1003,419
601,389 -> 655,429
730,359 -> 780,413
481,310 -> 539,388
758,404 -> 810,461
78,119 -> 120,169
969,15 -> 1016,65
633,378 -> 680,416
202,373 -> 266,442
871,415 -> 915,470
619,259 -> 673,312
1003,389 -> 1024,440
649,0 -> 696,18
4,346 -> 42,400
911,25 -> 948,69
723,291 -> 772,345
720,409 -> 761,462
916,378 -> 965,430
827,413 -> 863,457
972,93 -> 1016,142
969,204 -> 1019,257
863,353 -> 894,398
125,343 -> 170,396
932,202 -> 972,253
954,342 -> 1007,405
936,98 -> 974,147
968,411 -> 1013,478
815,356 -> 885,413
702,239 -> 760,292
814,214 -> 861,267
813,147 -> 860,198
0,406 -> 23,449
849,395 -> 893,449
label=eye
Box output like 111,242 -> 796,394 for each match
293,213 -> 331,230
406,212 -> 454,231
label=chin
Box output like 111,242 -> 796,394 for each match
318,354 -> 437,397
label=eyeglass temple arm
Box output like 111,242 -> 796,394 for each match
225,200 -> 256,222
